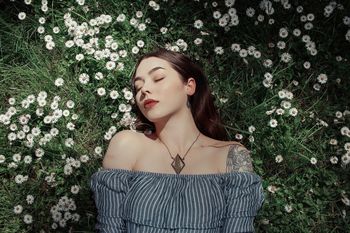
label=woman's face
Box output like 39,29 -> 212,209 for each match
133,56 -> 195,122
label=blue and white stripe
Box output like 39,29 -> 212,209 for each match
90,168 -> 264,233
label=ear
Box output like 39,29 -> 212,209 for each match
185,77 -> 196,95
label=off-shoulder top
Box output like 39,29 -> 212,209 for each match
89,145 -> 265,233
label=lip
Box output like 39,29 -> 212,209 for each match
144,99 -> 158,107
144,101 -> 158,109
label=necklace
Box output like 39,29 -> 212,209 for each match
157,132 -> 201,175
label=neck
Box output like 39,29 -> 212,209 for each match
153,109 -> 202,154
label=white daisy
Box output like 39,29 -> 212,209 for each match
341,154 -> 350,165
302,35 -> 311,43
71,185 -> 80,194
132,46 -> 139,54
296,6 -> 303,13
53,27 -> 60,33
293,28 -> 301,37
248,125 -> 256,133
239,49 -> 248,57
153,4 -> 160,11
218,17 -> 228,27
279,27 -> 288,38
310,157 -> 317,164
313,83 -> 321,91
231,43 -> 241,52
343,16 -> 350,26
97,87 -> 106,96
194,38 -> 203,45
300,15 -> 307,22
317,73 -> 328,84
231,17 -> 239,26
263,59 -> 273,68
278,90 -> 286,99
225,0 -> 235,8
38,17 -> 46,24
307,13 -> 315,21
213,11 -> 221,19
304,22 -> 313,30
276,108 -> 283,116
280,52 -> 292,63
110,90 -> 119,99
330,156 -> 338,164
282,101 -> 291,109
289,108 -> 298,116
129,18 -> 138,26
135,11 -> 143,18
160,27 -> 168,34
37,26 -> 45,34
277,41 -> 286,49
106,61 -> 116,70
275,155 -> 283,163
228,8 -> 237,16
0,155 -> 5,163
75,54 -> 84,61
269,119 -> 278,128
284,204 -> 293,213
194,19 -> 203,29
265,7 -> 274,15
66,100 -> 75,109
149,0 -> 157,8
246,7 -> 255,17
214,47 -> 224,55
137,40 -> 145,48
117,14 -> 126,22
303,61 -> 311,69
14,205 -> 23,214
138,23 -> 146,31
340,127 -> 350,136
18,12 -> 26,20
253,51 -> 261,58
283,3 -> 291,9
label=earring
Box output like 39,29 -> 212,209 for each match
186,99 -> 191,108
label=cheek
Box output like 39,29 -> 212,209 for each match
164,85 -> 188,105
162,80 -> 183,94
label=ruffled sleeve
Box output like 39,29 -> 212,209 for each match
89,169 -> 131,233
222,172 -> 265,233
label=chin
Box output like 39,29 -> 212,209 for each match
145,112 -> 169,122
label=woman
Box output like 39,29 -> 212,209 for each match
90,47 -> 265,233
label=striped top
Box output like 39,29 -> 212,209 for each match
89,167 -> 265,233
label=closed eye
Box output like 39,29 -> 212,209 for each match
135,77 -> 164,92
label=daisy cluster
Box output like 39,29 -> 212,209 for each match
49,196 -> 80,229
4,0 -> 350,231
230,43 -> 263,63
0,91 -> 87,226
207,0 -> 240,31
0,92 -> 79,149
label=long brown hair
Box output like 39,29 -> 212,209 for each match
130,47 -> 228,141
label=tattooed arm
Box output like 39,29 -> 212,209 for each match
226,144 -> 254,173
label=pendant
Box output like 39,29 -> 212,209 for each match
171,154 -> 185,174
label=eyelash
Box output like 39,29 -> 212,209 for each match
135,78 -> 164,92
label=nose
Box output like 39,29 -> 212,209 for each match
139,80 -> 154,95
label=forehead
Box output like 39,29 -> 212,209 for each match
135,57 -> 171,77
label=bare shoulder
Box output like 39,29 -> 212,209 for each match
102,129 -> 141,170
209,140 -> 245,148
225,141 -> 254,173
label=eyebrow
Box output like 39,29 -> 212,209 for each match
133,66 -> 165,84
